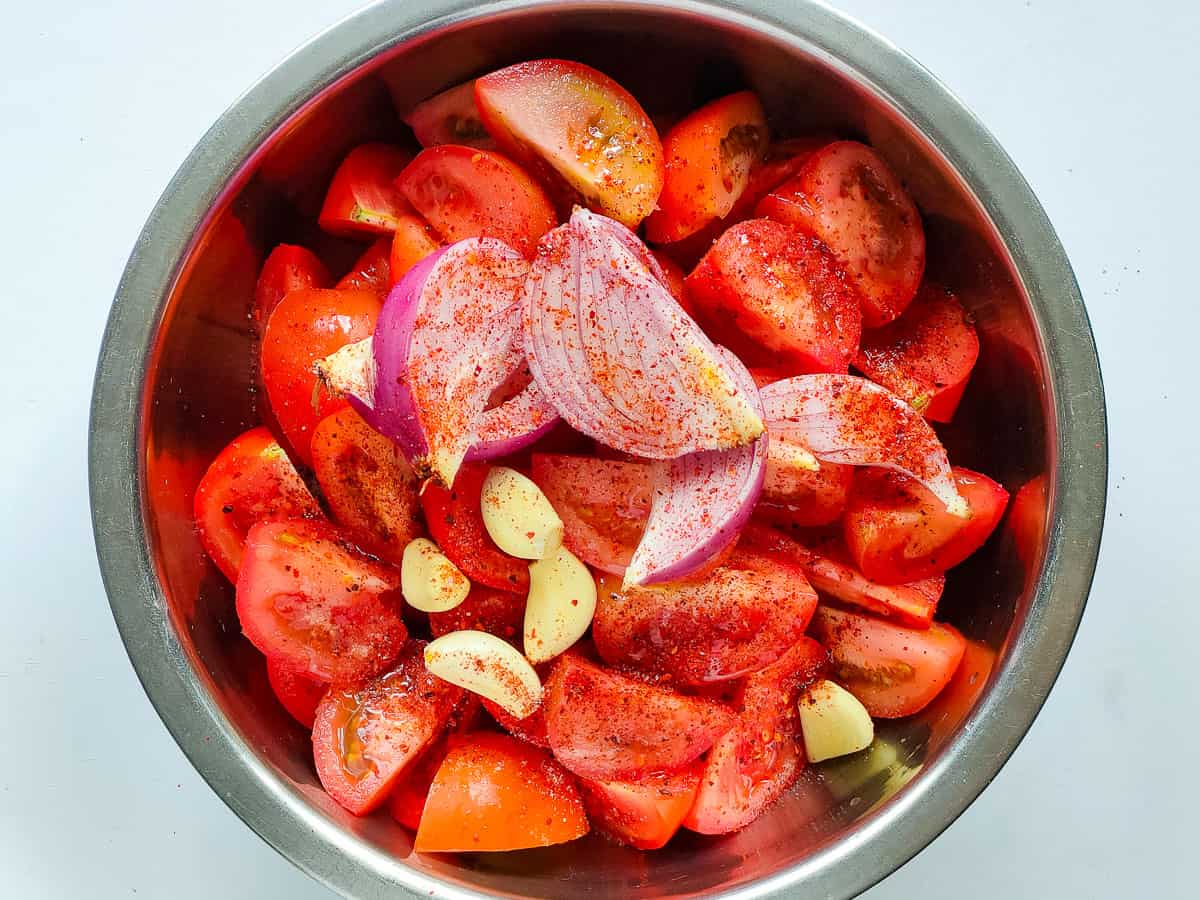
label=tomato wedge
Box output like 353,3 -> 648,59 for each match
310,407 -> 423,565
395,145 -> 557,257
389,212 -> 441,282
684,637 -> 826,834
1007,474 -> 1048,571
388,736 -> 452,831
649,249 -> 692,314
420,463 -> 530,593
757,140 -> 924,327
193,426 -> 322,582
404,80 -> 496,150
260,287 -> 381,466
312,641 -> 462,815
318,143 -> 414,238
926,638 -> 997,745
855,284 -> 979,421
475,59 -> 665,227
644,91 -> 768,243
266,657 -> 327,729
726,136 -> 831,223
685,218 -> 862,374
530,454 -> 651,575
844,466 -> 1009,584
543,654 -> 736,781
335,237 -> 392,294
483,696 -> 550,750
809,605 -> 966,718
415,732 -> 589,852
579,764 -> 702,850
236,519 -> 408,683
252,244 -> 331,331
593,548 -> 818,684
759,440 -> 854,528
428,585 -> 525,642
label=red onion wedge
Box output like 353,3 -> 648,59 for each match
625,348 -> 768,586
522,207 -> 764,459
759,374 -> 967,517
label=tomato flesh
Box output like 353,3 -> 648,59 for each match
428,585 -> 526,641
759,436 -> 854,528
335,237 -> 392,294
685,218 -> 862,374
388,736 -> 452,831
253,244 -> 331,331
266,657 -> 327,729
404,80 -> 496,151
236,519 -> 408,683
726,137 -> 831,223
318,143 -> 414,238
415,732 -> 589,852
389,212 -> 442,282
193,427 -> 321,582
579,764 -> 702,849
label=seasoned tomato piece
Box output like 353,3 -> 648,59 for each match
415,732 -> 589,852
335,237 -> 392,294
757,141 -> 924,327
266,657 -> 327,729
1007,474 -> 1048,571
483,696 -> 550,750
926,638 -> 997,745
260,288 -> 381,466
649,249 -> 693,316
428,586 -> 526,642
844,466 -> 1009,584
855,284 -> 979,421
810,605 -> 966,718
644,91 -> 768,243
725,136 -> 831,223
389,213 -> 441,282
310,407 -> 423,565
395,145 -> 557,257
312,641 -> 462,814
193,426 -> 322,582
758,433 -> 854,528
252,244 -> 331,331
404,80 -> 496,150
388,736 -> 452,831
593,548 -> 818,684
685,218 -> 862,374
236,519 -> 408,683
318,143 -> 414,238
579,764 -> 702,850
475,59 -> 664,227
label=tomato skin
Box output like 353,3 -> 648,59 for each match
312,641 -> 462,815
593,548 -> 818,685
759,445 -> 854,528
388,736 -> 451,831
644,91 -> 768,243
389,213 -> 441,282
726,137 -> 831,223
395,145 -> 557,257
649,249 -> 694,316
1007,474 -> 1048,571
266,657 -> 327,729
318,143 -> 415,238
335,237 -> 392,294
428,586 -> 525,642
810,605 -> 966,718
685,218 -> 862,374
843,466 -> 1009,584
310,407 -> 422,565
193,427 -> 322,583
252,244 -> 331,331
855,284 -> 980,422
925,638 -> 996,745
403,80 -> 496,151
415,732 -> 589,852
483,697 -> 551,749
260,288 -> 381,466
236,519 -> 408,684
757,140 -> 925,328
579,764 -> 702,849
543,654 -> 736,781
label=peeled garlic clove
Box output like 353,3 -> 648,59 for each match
524,545 -> 596,664
424,630 -> 543,719
798,679 -> 875,763
480,466 -> 564,560
401,538 -> 470,612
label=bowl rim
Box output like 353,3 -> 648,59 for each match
89,1 -> 1107,898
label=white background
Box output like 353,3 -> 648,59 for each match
0,0 -> 1193,896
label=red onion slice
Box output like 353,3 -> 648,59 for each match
625,348 -> 768,586
522,207 -> 764,459
760,374 -> 967,516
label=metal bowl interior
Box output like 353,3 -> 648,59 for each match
90,1 -> 1106,898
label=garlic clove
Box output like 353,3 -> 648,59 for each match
480,466 -> 564,560
524,545 -> 597,664
424,630 -> 543,719
401,537 -> 470,612
798,679 -> 875,763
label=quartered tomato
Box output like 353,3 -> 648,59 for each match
530,454 -> 651,575
389,212 -> 442,282
260,287 -> 381,466
475,59 -> 665,227
388,736 -> 452,830
685,218 -> 862,374
335,237 -> 392,294
543,654 -> 736,781
395,145 -> 557,257
428,585 -> 526,642
415,732 -> 589,853
844,466 -> 1009,584
404,80 -> 496,150
926,638 -> 997,745
593,548 -> 818,684
757,140 -> 925,327
644,91 -> 768,243
759,438 -> 854,527
318,143 -> 415,238
1007,474 -> 1048,571
855,284 -> 980,422
726,136 -> 831,223
810,605 -> 966,718
252,244 -> 331,331
236,519 -> 408,683
193,426 -> 322,583
310,407 -> 423,565
420,463 -> 530,593
684,637 -> 826,834
266,657 -> 327,729
312,641 -> 462,815
579,763 -> 702,850
483,694 -> 550,750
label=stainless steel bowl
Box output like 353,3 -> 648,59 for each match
89,1 -> 1106,897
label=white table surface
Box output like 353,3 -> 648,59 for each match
1,0 -> 1193,896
